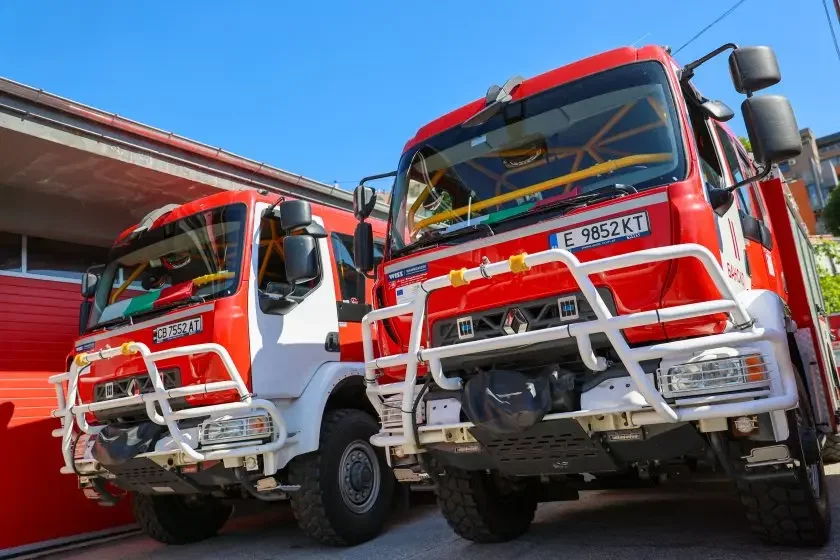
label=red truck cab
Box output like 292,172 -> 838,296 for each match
352,43 -> 839,547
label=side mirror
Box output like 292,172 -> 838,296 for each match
81,272 -> 99,298
79,300 -> 92,335
353,185 -> 377,220
353,222 -> 374,273
708,187 -> 735,217
729,46 -> 781,94
259,281 -> 297,315
699,100 -> 734,122
279,200 -> 312,232
741,95 -> 801,165
283,235 -> 319,283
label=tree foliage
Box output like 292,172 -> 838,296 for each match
813,241 -> 840,314
823,187 -> 840,237
739,136 -> 752,153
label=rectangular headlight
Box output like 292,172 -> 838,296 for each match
199,414 -> 273,445
659,354 -> 769,398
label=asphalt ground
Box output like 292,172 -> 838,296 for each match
39,465 -> 840,560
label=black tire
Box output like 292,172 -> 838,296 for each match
436,467 -> 537,543
132,492 -> 232,545
288,409 -> 395,546
823,433 -> 840,464
736,375 -> 831,546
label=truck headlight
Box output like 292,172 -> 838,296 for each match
659,353 -> 768,398
199,415 -> 273,445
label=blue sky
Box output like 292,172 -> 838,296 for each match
1,0 -> 838,190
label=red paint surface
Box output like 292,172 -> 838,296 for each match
0,275 -> 134,551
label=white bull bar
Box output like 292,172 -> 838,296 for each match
49,341 -> 287,476
361,244 -> 799,451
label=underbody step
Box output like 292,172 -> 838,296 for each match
471,419 -> 617,476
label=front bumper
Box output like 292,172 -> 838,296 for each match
50,342 -> 287,477
361,244 -> 799,452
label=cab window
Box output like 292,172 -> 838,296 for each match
330,232 -> 383,303
687,106 -> 724,189
716,125 -> 757,218
257,216 -> 320,300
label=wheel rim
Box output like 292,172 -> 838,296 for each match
338,440 -> 381,514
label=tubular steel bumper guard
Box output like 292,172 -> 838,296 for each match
361,244 -> 799,451
49,342 -> 287,476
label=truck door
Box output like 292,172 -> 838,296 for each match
686,107 -> 750,292
248,205 -> 339,399
715,125 -> 773,290
329,231 -> 384,362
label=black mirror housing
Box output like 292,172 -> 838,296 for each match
353,222 -> 374,273
741,95 -> 801,165
81,272 -> 99,298
279,200 -> 312,232
700,100 -> 734,122
353,185 -> 377,220
729,46 -> 781,94
283,235 -> 319,283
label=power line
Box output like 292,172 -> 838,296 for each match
674,0 -> 750,55
821,0 -> 840,64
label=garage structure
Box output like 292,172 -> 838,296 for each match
0,76 -> 387,556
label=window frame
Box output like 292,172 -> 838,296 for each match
255,215 -> 324,315
0,232 -> 111,285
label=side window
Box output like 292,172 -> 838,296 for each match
257,216 -> 319,300
329,232 -> 385,303
687,106 -> 724,189
716,125 -> 757,218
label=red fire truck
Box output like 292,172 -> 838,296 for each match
352,43 -> 840,546
49,189 -> 398,546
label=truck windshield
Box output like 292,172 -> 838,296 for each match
86,203 -> 247,331
388,61 -> 686,253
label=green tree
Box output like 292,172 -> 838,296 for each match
738,136 -> 752,153
823,186 -> 840,236
813,241 -> 840,313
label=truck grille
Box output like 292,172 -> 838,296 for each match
431,289 -> 616,347
94,369 -> 179,402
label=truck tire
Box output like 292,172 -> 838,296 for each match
288,409 -> 395,546
436,467 -> 537,543
736,376 -> 831,546
132,493 -> 232,545
822,433 -> 840,463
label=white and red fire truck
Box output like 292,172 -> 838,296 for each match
50,189 -> 401,546
352,43 -> 840,546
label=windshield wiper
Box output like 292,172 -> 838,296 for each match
393,223 -> 494,257
493,184 -> 638,226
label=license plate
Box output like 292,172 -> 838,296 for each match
153,317 -> 203,344
550,211 -> 651,252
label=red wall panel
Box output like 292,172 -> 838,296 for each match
0,274 -> 134,552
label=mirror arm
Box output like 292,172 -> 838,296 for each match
725,164 -> 772,193
680,42 -> 739,83
359,171 -> 397,187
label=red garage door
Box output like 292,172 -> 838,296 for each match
0,233 -> 134,554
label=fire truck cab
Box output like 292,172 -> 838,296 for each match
50,189 -> 397,546
353,44 -> 840,546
